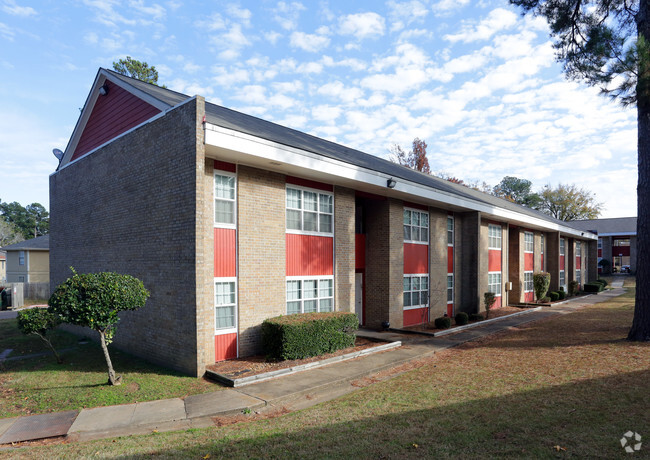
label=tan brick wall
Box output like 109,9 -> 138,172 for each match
508,227 -> 523,303
334,186 -> 355,313
546,232 -> 560,291
478,220 -> 489,311
458,211 -> 480,314
50,98 -> 205,376
237,165 -> 286,356
428,208 -> 447,318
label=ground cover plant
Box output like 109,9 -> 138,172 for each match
9,278 -> 648,458
0,318 -> 216,418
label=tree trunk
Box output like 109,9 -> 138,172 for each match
629,0 -> 650,341
36,333 -> 62,364
99,330 -> 122,385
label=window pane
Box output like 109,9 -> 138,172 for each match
304,191 -> 317,211
303,280 -> 317,298
412,277 -> 420,291
404,226 -> 411,240
421,228 -> 428,242
403,292 -> 411,307
287,280 -> 301,300
319,194 -> 332,213
304,212 -> 318,231
304,300 -> 318,313
215,305 -> 235,329
319,298 -> 332,312
287,301 -> 301,315
319,279 -> 333,297
215,175 -> 234,199
287,209 -> 302,230
404,210 -> 411,225
411,292 -> 420,306
412,212 -> 420,226
287,188 -> 301,208
319,214 -> 332,233
411,227 -> 419,242
215,200 -> 234,224
421,213 -> 429,228
403,277 -> 410,291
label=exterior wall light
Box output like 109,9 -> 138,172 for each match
387,178 -> 396,188
99,84 -> 110,96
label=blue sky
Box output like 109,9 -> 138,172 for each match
0,0 -> 638,218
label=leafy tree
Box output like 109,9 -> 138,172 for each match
112,56 -> 165,87
509,0 -> 649,339
533,272 -> 551,301
48,270 -> 150,385
493,176 -> 542,208
17,308 -> 63,364
537,183 -> 602,221
0,200 -> 49,239
391,138 -> 431,173
0,219 -> 24,247
483,292 -> 497,319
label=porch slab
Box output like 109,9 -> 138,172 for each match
0,410 -> 77,444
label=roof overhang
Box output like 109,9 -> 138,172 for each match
204,123 -> 596,240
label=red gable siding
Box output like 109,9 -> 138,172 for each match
71,82 -> 161,161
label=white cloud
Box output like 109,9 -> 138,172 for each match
212,68 -> 250,87
83,0 -> 137,27
432,0 -> 470,14
339,12 -> 386,40
317,81 -> 364,103
444,8 -> 518,43
2,0 -> 36,16
183,62 -> 201,73
297,61 -> 323,74
387,0 -> 428,32
0,22 -> 14,41
312,104 -> 341,123
226,4 -> 252,25
273,1 -> 306,30
264,30 -> 282,44
290,31 -> 330,52
128,0 -> 166,20
443,49 -> 489,74
211,23 -> 251,60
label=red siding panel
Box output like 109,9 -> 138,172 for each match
560,256 -> 565,270
488,249 -> 502,272
447,304 -> 454,317
447,246 -> 454,273
72,82 -> 161,161
404,307 -> 428,327
524,292 -> 534,302
355,234 -> 366,269
598,249 -> 602,258
215,333 -> 237,361
286,234 -> 334,276
612,246 -> 630,256
286,176 -> 333,191
541,254 -> 544,270
492,296 -> 502,309
403,201 -> 428,211
214,228 -> 236,277
214,160 -> 236,172
524,252 -> 534,271
404,243 -> 428,274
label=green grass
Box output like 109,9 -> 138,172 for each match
0,319 -> 217,418
7,281 -> 649,458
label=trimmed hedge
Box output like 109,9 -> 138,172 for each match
469,313 -> 484,322
557,289 -> 566,300
434,316 -> 452,329
596,279 -> 608,288
261,312 -> 358,361
549,291 -> 560,302
455,312 -> 469,326
584,282 -> 604,293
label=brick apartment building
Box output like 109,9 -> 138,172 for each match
50,69 -> 598,376
570,217 -> 637,274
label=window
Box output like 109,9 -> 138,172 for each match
215,280 -> 236,330
560,238 -> 565,256
488,224 -> 502,249
214,173 -> 236,226
576,241 -> 581,257
18,251 -> 25,266
286,278 -> 334,314
576,269 -> 581,284
524,272 -> 534,292
447,274 -> 453,303
613,238 -> 630,247
488,272 -> 501,296
447,216 -> 454,246
404,209 -> 429,243
286,187 -> 333,234
403,275 -> 429,308
560,270 -> 566,287
598,238 -> 602,250
524,232 -> 534,253
541,235 -> 545,255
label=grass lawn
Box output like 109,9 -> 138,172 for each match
0,320 -> 217,418
7,280 -> 648,458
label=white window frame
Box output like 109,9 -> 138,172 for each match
560,238 -> 565,256
524,271 -> 534,293
576,269 -> 581,285
214,277 -> 237,334
403,274 -> 429,310
597,238 -> 602,250
488,224 -> 502,250
286,185 -> 334,236
447,216 -> 454,247
560,270 -> 566,288
488,272 -> 502,297
18,250 -> 25,266
286,276 -> 335,314
403,208 -> 429,244
541,235 -> 545,255
214,170 -> 236,229
576,241 -> 581,257
447,274 -> 454,304
524,231 -> 534,253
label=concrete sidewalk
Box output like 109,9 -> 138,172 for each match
0,287 -> 625,448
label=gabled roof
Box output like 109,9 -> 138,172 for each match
59,69 -> 596,238
569,217 -> 637,236
2,235 -> 49,251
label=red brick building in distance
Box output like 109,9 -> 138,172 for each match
50,69 -> 598,376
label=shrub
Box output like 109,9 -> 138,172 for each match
596,278 -> 608,288
455,312 -> 469,326
541,296 -> 551,303
557,289 -> 567,300
568,280 -> 580,296
584,282 -> 604,293
434,316 -> 452,329
261,312 -> 358,361
484,292 -> 497,319
469,313 -> 484,322
533,272 -> 551,301
17,308 -> 63,364
549,291 -> 560,302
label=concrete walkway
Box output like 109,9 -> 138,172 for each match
0,287 -> 626,448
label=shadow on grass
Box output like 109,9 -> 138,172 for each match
50,368 -> 650,459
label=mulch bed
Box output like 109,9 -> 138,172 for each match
402,306 -> 534,334
205,337 -> 384,380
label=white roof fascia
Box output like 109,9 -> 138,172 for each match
598,232 -> 637,237
204,123 -> 595,240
